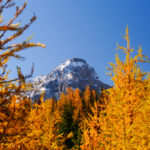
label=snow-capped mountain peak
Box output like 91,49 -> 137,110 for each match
56,58 -> 87,71
29,58 -> 110,100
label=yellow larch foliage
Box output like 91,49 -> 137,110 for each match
80,91 -> 108,150
81,27 -> 150,149
102,27 -> 150,149
73,88 -> 82,121
25,98 -> 60,150
81,102 -> 103,150
0,0 -> 45,149
84,86 -> 91,107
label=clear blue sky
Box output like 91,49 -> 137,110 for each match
7,0 -> 150,85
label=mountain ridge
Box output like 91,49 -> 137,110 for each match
29,58 -> 110,100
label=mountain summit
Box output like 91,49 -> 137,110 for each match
29,58 -> 110,100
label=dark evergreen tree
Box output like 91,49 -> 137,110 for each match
58,101 -> 81,149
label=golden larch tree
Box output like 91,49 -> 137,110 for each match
81,27 -> 150,149
0,0 -> 45,149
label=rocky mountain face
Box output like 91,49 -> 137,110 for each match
29,58 -> 110,100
